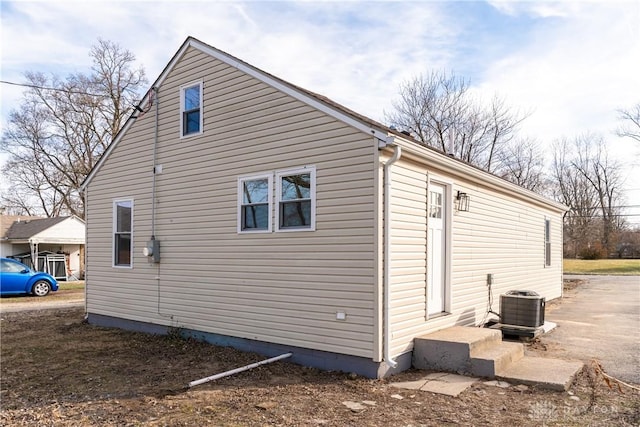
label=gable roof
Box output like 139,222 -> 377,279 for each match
82,36 -> 399,190
1,215 -> 41,238
81,36 -> 567,213
4,217 -> 69,239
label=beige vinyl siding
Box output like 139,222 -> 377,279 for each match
387,157 -> 563,357
386,157 -> 429,356
86,46 -> 377,358
451,181 -> 563,308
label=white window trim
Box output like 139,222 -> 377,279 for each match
275,166 -> 316,232
179,80 -> 203,138
113,198 -> 134,269
237,173 -> 273,234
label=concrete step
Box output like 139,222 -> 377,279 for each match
413,326 -> 503,373
469,341 -> 524,378
496,356 -> 584,391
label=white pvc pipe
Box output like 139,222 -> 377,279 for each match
188,352 -> 293,387
383,145 -> 401,369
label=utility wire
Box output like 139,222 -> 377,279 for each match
567,214 -> 640,218
1,79 -> 105,97
568,204 -> 640,210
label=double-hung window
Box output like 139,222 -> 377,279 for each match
276,167 -> 316,231
113,199 -> 133,267
238,174 -> 272,233
180,81 -> 203,137
544,219 -> 551,267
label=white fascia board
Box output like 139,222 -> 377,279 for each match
29,238 -> 85,244
31,230 -> 85,244
389,137 -> 569,213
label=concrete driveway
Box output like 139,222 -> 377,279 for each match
537,275 -> 640,385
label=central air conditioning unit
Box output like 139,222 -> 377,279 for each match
500,290 -> 545,328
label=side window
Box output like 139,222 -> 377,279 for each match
114,199 -> 133,267
238,174 -> 272,233
2,259 -> 24,273
276,167 -> 316,231
544,219 -> 551,267
180,81 -> 202,137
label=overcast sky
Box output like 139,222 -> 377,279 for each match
1,0 -> 639,222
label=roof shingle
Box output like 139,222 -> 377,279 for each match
4,217 -> 69,239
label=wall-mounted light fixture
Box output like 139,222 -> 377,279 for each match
456,191 -> 470,212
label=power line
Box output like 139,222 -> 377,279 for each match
0,79 -> 104,97
567,214 -> 640,218
567,205 -> 640,212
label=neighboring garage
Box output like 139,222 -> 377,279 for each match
0,215 -> 86,280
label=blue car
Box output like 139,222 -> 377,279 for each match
0,257 -> 59,297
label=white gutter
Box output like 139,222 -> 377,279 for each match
391,137 -> 568,212
383,143 -> 401,369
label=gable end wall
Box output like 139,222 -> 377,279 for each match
85,46 -> 379,359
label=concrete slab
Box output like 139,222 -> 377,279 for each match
497,357 -> 583,391
390,379 -> 427,390
424,372 -> 449,380
541,321 -> 556,333
420,374 -> 477,397
390,373 -> 477,397
483,380 -> 511,388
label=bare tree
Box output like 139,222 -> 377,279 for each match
0,39 -> 147,218
616,103 -> 640,143
386,71 -> 469,151
385,70 -> 529,173
552,138 -> 599,257
572,134 -> 625,253
551,134 -> 625,257
495,137 -> 547,192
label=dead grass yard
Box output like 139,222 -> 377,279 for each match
1,307 -> 638,426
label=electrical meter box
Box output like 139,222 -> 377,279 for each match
143,239 -> 161,263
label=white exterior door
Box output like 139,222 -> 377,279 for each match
428,183 -> 446,315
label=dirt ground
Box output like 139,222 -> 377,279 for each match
0,282 -> 84,308
1,280 -> 639,426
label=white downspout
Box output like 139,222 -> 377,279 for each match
383,144 -> 401,368
83,188 -> 88,317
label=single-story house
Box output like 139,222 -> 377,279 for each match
81,37 -> 566,378
1,215 -> 86,280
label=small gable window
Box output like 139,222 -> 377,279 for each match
180,81 -> 203,137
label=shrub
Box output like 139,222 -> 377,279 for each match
579,244 -> 606,260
